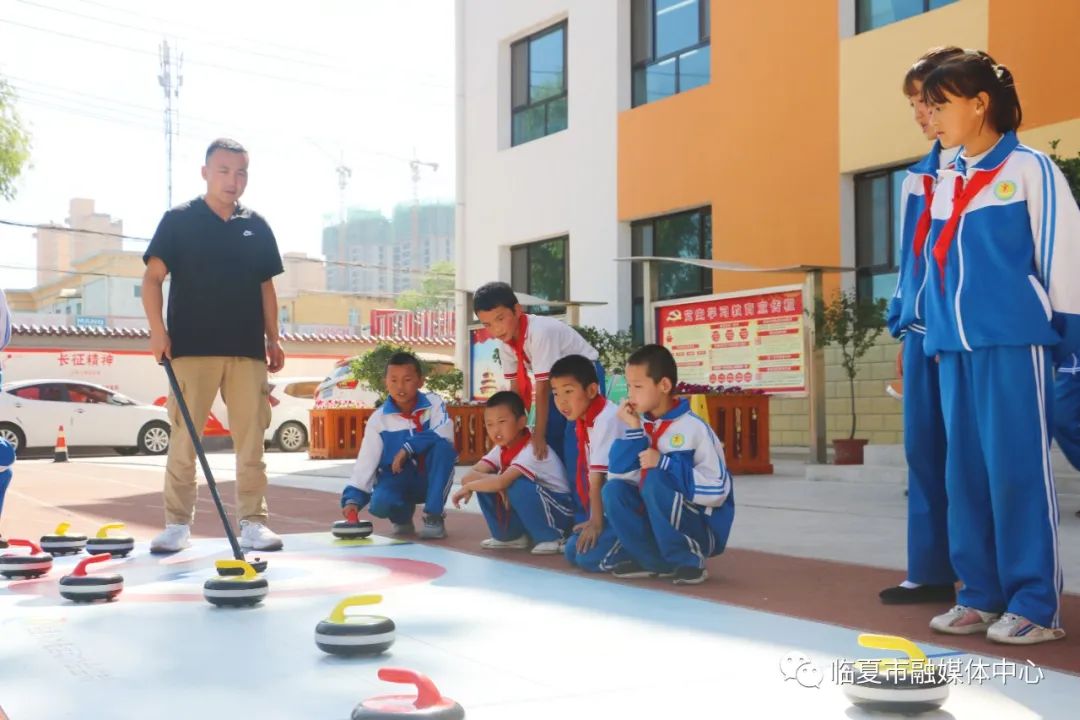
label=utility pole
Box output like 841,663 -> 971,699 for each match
408,148 -> 439,297
158,40 -> 183,208
335,154 -> 352,291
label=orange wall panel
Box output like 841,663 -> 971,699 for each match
989,0 -> 1080,129
618,1 -> 840,295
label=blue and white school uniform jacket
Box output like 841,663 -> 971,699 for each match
345,392 -> 454,501
888,141 -> 959,339
923,132 -> 1080,359
479,440 -> 571,494
608,399 -> 732,509
498,314 -> 599,384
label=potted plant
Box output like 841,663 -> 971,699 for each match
815,290 -> 888,465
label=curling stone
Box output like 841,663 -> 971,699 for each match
59,553 -> 124,603
0,539 -> 54,579
842,634 -> 949,714
86,523 -> 135,558
316,595 -> 395,656
40,521 -> 88,556
203,560 -> 268,608
217,556 -> 268,576
333,507 -> 374,540
351,668 -> 464,720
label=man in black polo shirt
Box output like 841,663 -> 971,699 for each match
142,138 -> 286,553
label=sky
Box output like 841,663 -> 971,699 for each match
0,0 -> 455,290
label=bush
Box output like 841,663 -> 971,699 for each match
349,342 -> 462,404
573,325 -> 634,377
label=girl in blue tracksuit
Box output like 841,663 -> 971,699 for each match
881,47 -> 964,606
921,51 -> 1080,645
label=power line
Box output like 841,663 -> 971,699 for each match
0,220 -> 454,277
0,18 -> 453,105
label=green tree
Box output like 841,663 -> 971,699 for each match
350,342 -> 462,404
1049,139 -> 1080,203
573,325 -> 633,377
397,260 -> 455,311
814,290 -> 888,440
0,77 -> 31,201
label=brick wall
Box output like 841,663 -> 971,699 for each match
769,335 -> 904,447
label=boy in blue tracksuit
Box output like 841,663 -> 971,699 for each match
549,354 -> 631,572
922,52 -> 1080,644
341,352 -> 458,539
473,282 -> 604,466
604,344 -> 734,586
451,391 -> 573,554
881,47 -> 964,606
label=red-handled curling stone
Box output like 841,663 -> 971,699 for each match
351,668 -> 464,719
86,523 -> 135,558
59,553 -> 124,603
333,506 -> 374,540
41,521 -> 88,556
315,595 -> 395,656
0,539 -> 54,579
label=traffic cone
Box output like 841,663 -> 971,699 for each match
54,426 -> 69,463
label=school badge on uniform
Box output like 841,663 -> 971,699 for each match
670,434 -> 685,448
994,180 -> 1017,201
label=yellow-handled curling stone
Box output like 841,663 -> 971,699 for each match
203,560 -> 269,608
315,594 -> 396,656
842,634 -> 949,713
59,553 -> 124,603
0,538 -> 54,579
40,522 -> 88,556
86,523 -> 134,558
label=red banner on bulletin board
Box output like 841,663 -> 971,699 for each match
656,286 -> 806,394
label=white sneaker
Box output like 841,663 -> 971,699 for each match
150,524 -> 191,554
986,612 -> 1066,645
239,520 -> 284,552
480,536 -> 529,551
930,605 -> 1000,635
530,540 -> 562,555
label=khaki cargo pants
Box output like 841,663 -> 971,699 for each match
164,356 -> 271,526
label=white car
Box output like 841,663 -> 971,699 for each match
0,380 -> 171,456
264,376 -> 322,452
314,360 -> 380,408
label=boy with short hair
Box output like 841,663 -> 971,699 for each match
550,354 -> 631,572
451,391 -> 573,554
341,352 -> 458,539
473,281 -> 603,465
606,344 -> 735,585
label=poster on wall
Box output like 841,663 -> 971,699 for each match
469,327 -> 508,401
655,285 -> 806,394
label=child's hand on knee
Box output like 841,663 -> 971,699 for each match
451,486 -> 473,509
391,448 -> 409,474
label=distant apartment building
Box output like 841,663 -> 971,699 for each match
323,202 -> 454,295
35,199 -> 123,287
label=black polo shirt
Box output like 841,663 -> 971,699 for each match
144,197 -> 284,360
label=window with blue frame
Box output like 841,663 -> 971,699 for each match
631,0 -> 711,107
511,22 -> 568,146
856,0 -> 958,34
855,166 -> 908,305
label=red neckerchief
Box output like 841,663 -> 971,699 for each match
496,429 -> 532,530
573,395 -> 608,514
912,175 -> 935,269
932,164 -> 1005,290
639,418 -> 674,489
399,406 -> 425,432
506,314 -> 534,410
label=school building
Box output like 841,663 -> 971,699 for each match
454,0 -> 1080,447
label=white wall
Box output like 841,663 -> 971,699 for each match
458,0 -> 628,332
